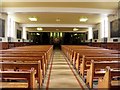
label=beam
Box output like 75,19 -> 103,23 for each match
2,7 -> 116,15
2,0 -> 119,2
20,24 -> 94,28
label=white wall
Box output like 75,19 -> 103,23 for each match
92,23 -> 100,42
14,22 -> 23,42
92,14 -> 119,42
0,13 -> 24,42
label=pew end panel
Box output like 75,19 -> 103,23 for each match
98,66 -> 120,90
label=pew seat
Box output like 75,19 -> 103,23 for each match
0,61 -> 42,87
0,68 -> 36,89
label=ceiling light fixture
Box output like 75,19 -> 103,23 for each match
29,17 -> 37,21
80,17 -> 88,22
56,18 -> 60,22
73,28 -> 79,31
56,29 -> 59,31
37,27 -> 43,31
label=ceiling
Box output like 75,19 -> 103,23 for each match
1,0 -> 119,32
12,13 -> 101,24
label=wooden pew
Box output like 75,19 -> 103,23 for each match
0,68 -> 36,89
73,52 -> 119,69
61,45 -> 103,61
1,52 -> 49,72
13,42 -> 32,47
0,45 -> 53,72
0,61 -> 42,88
71,49 -> 118,63
80,57 -> 120,78
68,48 -> 117,64
91,42 -> 120,51
0,52 -> 49,68
0,42 -> 9,50
61,45 -> 119,72
1,45 -> 53,66
0,45 -> 53,88
98,66 -> 120,89
0,56 -> 46,79
1,51 -> 47,62
1,53 -> 47,69
61,45 -> 119,66
86,60 -> 120,88
75,53 -> 119,71
61,45 -> 120,89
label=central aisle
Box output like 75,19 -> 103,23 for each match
43,50 -> 88,89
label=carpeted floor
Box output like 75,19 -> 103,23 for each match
43,50 -> 89,89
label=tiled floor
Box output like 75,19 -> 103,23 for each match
43,50 -> 88,89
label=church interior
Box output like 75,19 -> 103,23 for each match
0,0 -> 120,89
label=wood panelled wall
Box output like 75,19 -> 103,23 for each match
89,42 -> 120,51
0,42 -> 33,50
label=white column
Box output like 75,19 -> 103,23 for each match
11,19 -> 16,38
22,27 -> 27,39
104,16 -> 108,38
88,27 -> 93,40
7,14 -> 16,38
100,15 -> 108,41
7,15 -> 11,37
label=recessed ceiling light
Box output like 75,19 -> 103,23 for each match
79,17 -> 88,22
37,27 -> 43,31
56,29 -> 59,31
73,28 -> 79,31
29,17 -> 37,21
56,18 -> 60,22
